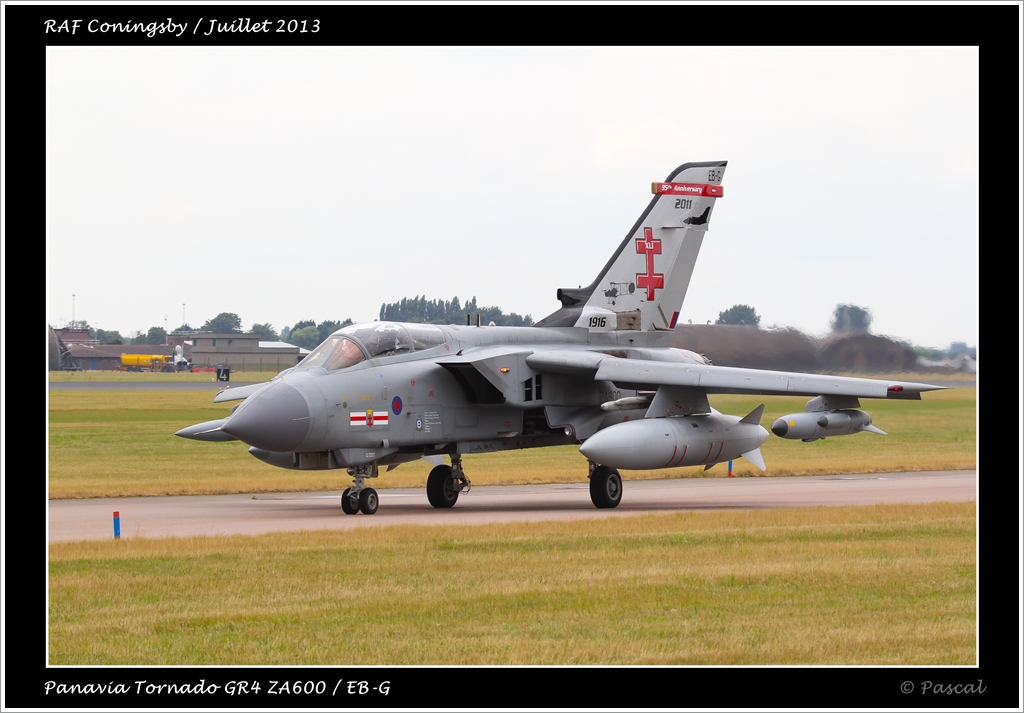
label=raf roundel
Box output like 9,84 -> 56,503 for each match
392,396 -> 403,415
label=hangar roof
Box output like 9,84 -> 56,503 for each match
259,341 -> 307,352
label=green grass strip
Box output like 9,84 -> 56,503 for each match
49,502 -> 975,665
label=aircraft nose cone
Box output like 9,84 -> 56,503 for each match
221,382 -> 311,452
771,418 -> 788,437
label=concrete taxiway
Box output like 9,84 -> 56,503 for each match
47,381 -> 264,391
48,470 -> 976,542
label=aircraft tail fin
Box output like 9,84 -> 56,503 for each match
537,161 -> 726,331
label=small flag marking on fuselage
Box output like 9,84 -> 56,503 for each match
351,410 -> 389,427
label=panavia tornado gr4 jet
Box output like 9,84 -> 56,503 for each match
177,160 -> 944,515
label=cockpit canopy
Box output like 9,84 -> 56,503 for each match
296,322 -> 447,371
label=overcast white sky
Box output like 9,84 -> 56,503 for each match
46,46 -> 978,349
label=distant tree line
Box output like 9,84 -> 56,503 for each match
713,304 -> 873,333
282,319 -> 355,350
379,295 -> 533,327
715,304 -> 760,326
76,323 -> 167,346
830,304 -> 872,333
72,312 -> 349,350
912,341 -> 976,361
70,302 -> 971,358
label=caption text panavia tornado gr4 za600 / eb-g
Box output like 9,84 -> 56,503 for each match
177,161 -> 944,514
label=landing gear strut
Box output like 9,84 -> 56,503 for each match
341,488 -> 359,514
588,462 -> 622,509
342,462 -> 380,515
426,455 -> 471,508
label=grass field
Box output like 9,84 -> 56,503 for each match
46,374 -> 977,667
47,386 -> 976,499
47,501 -> 976,665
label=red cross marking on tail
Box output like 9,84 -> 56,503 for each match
636,227 -> 664,301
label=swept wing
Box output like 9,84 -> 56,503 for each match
526,349 -> 944,400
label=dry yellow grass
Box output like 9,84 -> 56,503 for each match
48,502 -> 976,665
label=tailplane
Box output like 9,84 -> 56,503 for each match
537,161 -> 726,331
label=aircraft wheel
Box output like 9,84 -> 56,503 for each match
359,488 -> 379,515
589,466 -> 622,509
426,465 -> 459,508
341,488 -> 359,515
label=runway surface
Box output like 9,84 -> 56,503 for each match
49,470 -> 976,542
48,381 -> 263,390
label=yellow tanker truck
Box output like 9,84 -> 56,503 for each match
121,354 -> 176,372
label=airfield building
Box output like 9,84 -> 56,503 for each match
188,332 -> 307,372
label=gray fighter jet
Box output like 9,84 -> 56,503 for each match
177,160 -> 945,515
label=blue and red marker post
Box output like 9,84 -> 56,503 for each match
727,460 -> 733,478
113,511 -> 121,539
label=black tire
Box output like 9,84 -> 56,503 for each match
426,464 -> 459,508
341,488 -> 358,515
589,466 -> 622,509
359,488 -> 379,515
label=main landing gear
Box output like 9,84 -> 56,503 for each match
426,455 -> 471,508
341,462 -> 379,515
588,462 -> 622,509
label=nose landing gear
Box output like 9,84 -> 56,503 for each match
342,462 -> 380,515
